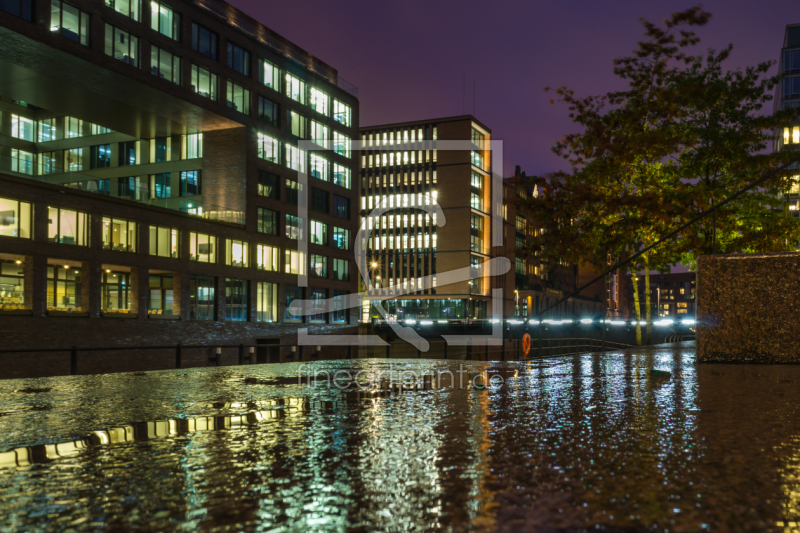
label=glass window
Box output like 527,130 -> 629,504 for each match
48,207 -> 88,245
285,144 -> 305,172
11,149 -> 34,175
149,225 -> 179,258
227,42 -> 250,76
102,217 -> 137,252
51,0 -> 89,45
257,132 -> 279,163
288,110 -> 306,138
286,179 -> 301,205
256,244 -> 278,271
104,24 -> 139,66
190,64 -> 217,99
284,284 -> 302,323
310,254 -> 327,278
260,60 -> 280,91
38,151 -> 58,175
152,137 -> 170,162
309,88 -> 329,115
310,154 -> 329,181
332,258 -> 350,281
310,220 -> 327,245
333,100 -> 351,127
285,214 -> 302,240
118,141 -> 137,166
189,274 -> 215,320
105,0 -> 140,20
309,287 -> 326,323
331,290 -> 347,323
0,260 -> 26,309
65,117 -> 83,138
333,195 -> 350,219
333,226 -> 349,250
333,132 -> 350,157
150,1 -> 180,39
258,96 -> 279,127
1,0 -> 32,20
225,278 -> 248,321
64,147 -> 83,171
90,144 -> 112,169
310,121 -> 328,148
191,22 -> 217,59
148,274 -> 174,316
285,250 -> 305,275
0,197 -> 32,239
11,115 -> 34,141
285,73 -> 305,104
182,133 -> 203,159
226,81 -> 250,113
151,46 -> 181,84
46,265 -> 81,311
310,188 -> 328,214
38,118 -> 58,142
101,270 -> 130,312
257,207 -> 278,235
226,239 -> 249,267
256,282 -> 277,322
92,124 -> 113,135
180,170 -> 201,196
150,173 -> 171,198
333,163 -> 351,188
189,232 -> 216,262
258,170 -> 279,198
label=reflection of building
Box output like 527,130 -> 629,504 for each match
775,24 -> 800,218
0,0 -> 359,349
359,115 -> 509,320
626,272 -> 696,318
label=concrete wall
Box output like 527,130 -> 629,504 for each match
697,252 -> 800,363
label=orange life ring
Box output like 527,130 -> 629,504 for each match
522,333 -> 532,356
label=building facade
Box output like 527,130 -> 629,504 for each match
358,115 -> 512,321
625,272 -> 696,319
0,0 -> 360,353
775,23 -> 800,218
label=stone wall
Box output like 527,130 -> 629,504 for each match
697,252 -> 800,363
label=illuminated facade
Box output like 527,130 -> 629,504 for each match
0,0 -> 359,352
776,24 -> 800,218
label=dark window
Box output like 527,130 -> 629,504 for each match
225,278 -> 248,321
180,170 -> 200,196
150,46 -> 181,84
310,187 -> 328,213
117,177 -> 138,199
90,144 -> 111,169
258,170 -> 279,199
1,0 -> 32,20
309,287 -> 326,323
333,195 -> 349,219
258,96 -> 279,127
154,137 -> 168,162
151,173 -> 171,198
284,285 -> 302,323
119,141 -> 136,166
286,179 -> 301,205
331,290 -> 347,323
191,23 -> 217,59
227,42 -> 250,76
257,207 -> 278,235
189,274 -> 215,320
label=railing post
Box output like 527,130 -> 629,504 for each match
238,344 -> 244,365
70,346 -> 77,375
176,343 -> 182,369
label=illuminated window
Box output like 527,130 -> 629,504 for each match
189,232 -> 216,262
333,132 -> 351,157
284,284 -> 302,323
101,271 -> 130,312
104,24 -> 138,66
285,73 -> 305,104
332,258 -> 349,281
38,118 -> 57,142
190,64 -> 217,100
256,282 -> 278,322
189,274 -> 215,320
11,149 -> 34,175
0,197 -> 32,239
149,226 -> 179,258
258,170 -> 279,198
256,244 -> 279,271
288,110 -> 306,138
310,254 -> 327,277
333,163 -> 351,188
11,115 -> 34,141
151,46 -> 180,84
257,132 -> 279,163
311,121 -> 329,147
226,239 -> 249,267
285,214 -> 303,240
257,207 -> 278,235
226,81 -> 250,113
150,1 -> 180,39
333,100 -> 351,127
182,133 -> 203,159
285,250 -> 306,275
310,220 -> 327,245
310,154 -> 329,181
309,88 -> 329,115
225,278 -> 248,321
102,217 -> 137,252
48,207 -> 89,245
260,60 -> 280,90
105,0 -> 139,20
333,226 -> 349,250
285,144 -> 306,172
47,265 -> 81,311
51,0 -> 89,45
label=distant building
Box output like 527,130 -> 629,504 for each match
775,24 -> 800,218
0,0 -> 360,350
625,272 -> 696,319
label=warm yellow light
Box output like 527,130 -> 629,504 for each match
371,262 -> 377,268
794,126 -> 800,145
63,265 -> 69,269
105,269 -> 111,273
15,260 -> 21,264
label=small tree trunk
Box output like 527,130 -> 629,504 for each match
631,267 -> 642,346
644,253 -> 652,345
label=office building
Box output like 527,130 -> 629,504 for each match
776,23 -> 800,218
626,272 -> 696,319
0,0 -> 360,354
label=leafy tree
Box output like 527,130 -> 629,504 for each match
519,6 -> 800,344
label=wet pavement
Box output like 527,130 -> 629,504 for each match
1,342 -> 799,532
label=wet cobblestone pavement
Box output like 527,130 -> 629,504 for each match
1,342 -> 800,532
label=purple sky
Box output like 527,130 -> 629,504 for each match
229,0 -> 796,177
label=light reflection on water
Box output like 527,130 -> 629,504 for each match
0,344 -> 799,532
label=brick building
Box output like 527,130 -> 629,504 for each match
625,271 -> 696,319
358,116 -> 515,320
0,0 -> 360,360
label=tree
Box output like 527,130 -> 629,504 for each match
520,6 -> 800,342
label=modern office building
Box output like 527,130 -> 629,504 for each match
0,0 -> 360,355
358,115 -> 514,321
775,23 -> 800,218
625,272 -> 696,319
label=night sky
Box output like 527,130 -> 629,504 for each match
228,0 -> 798,177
